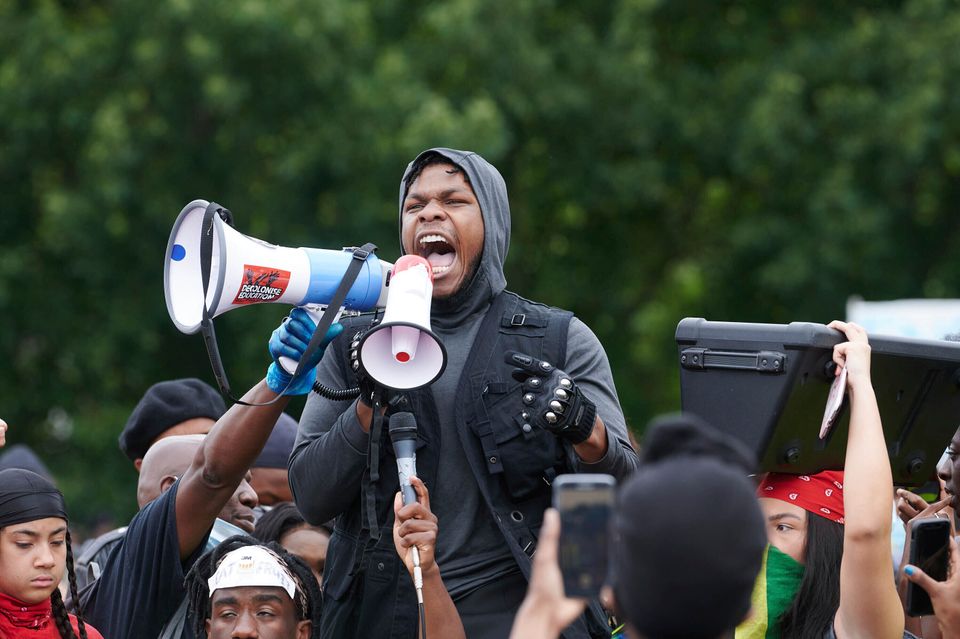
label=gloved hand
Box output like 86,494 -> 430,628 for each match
504,351 -> 597,444
267,307 -> 344,395
348,320 -> 380,406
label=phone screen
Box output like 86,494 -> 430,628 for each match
907,519 -> 951,616
554,474 -> 615,598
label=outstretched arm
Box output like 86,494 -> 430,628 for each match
175,381 -> 290,560
832,321 -> 904,639
176,314 -> 341,560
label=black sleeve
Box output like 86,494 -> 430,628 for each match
82,480 -> 210,638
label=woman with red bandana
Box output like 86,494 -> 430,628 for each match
751,321 -> 907,639
0,468 -> 104,639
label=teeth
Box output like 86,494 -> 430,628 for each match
419,234 -> 447,245
432,266 -> 450,275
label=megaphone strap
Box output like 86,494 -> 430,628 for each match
292,243 -> 378,385
199,202 -> 236,398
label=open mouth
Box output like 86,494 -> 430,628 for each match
417,233 -> 456,276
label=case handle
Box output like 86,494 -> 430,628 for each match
680,347 -> 785,373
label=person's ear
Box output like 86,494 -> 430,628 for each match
296,619 -> 312,639
134,458 -> 143,472
159,474 -> 178,494
205,618 -> 211,635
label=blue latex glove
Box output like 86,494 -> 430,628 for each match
266,307 -> 344,395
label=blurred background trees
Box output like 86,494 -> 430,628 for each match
2,0 -> 959,529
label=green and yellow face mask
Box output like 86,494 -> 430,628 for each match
735,545 -> 805,639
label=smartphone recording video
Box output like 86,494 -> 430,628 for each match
553,473 -> 615,598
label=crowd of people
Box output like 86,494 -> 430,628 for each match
2,148 -> 960,639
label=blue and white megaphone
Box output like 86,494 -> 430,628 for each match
164,199 -> 392,352
164,199 -> 446,392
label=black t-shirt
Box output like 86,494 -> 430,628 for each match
82,480 -> 209,639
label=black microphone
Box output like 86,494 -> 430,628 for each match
389,411 -> 418,506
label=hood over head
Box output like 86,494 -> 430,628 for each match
398,148 -> 510,317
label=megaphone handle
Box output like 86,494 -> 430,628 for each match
279,305 -> 344,375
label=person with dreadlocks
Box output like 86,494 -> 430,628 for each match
184,534 -> 321,639
0,468 -> 104,639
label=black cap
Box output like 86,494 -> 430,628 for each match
119,378 -> 226,462
253,412 -> 298,469
611,414 -> 766,639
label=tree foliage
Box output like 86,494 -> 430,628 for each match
2,0 -> 959,526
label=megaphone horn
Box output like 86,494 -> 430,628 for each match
163,199 -> 393,335
357,255 -> 447,390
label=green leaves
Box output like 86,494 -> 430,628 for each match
3,0 -> 960,527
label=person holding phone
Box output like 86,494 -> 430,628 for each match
896,421 -> 960,639
392,475 -> 466,639
510,414 -> 767,639
903,536 -> 960,637
752,321 -> 907,639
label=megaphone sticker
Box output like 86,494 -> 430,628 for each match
233,265 -> 291,305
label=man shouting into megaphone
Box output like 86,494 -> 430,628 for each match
270,148 -> 639,639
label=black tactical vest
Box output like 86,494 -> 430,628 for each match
320,291 -> 606,639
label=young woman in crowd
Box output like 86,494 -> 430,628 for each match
253,501 -> 331,587
0,468 -> 104,639
751,320 -> 907,639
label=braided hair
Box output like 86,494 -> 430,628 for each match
0,468 -> 89,639
51,530 -> 89,639
184,534 -> 322,639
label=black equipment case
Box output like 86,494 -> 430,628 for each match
676,317 -> 960,484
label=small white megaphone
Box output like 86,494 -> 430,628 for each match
164,199 -> 393,336
357,255 -> 447,390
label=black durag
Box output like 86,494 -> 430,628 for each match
0,469 -> 68,528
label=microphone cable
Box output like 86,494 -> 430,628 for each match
413,546 -> 427,639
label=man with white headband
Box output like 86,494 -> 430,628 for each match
185,537 -> 321,639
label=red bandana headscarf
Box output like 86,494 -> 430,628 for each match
757,470 -> 845,524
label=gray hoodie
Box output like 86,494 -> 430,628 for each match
291,147 -> 637,598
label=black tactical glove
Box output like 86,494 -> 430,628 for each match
504,351 -> 598,444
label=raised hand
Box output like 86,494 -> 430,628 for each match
266,307 -> 343,395
827,320 -> 872,391
504,351 -> 597,444
393,476 -> 438,577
